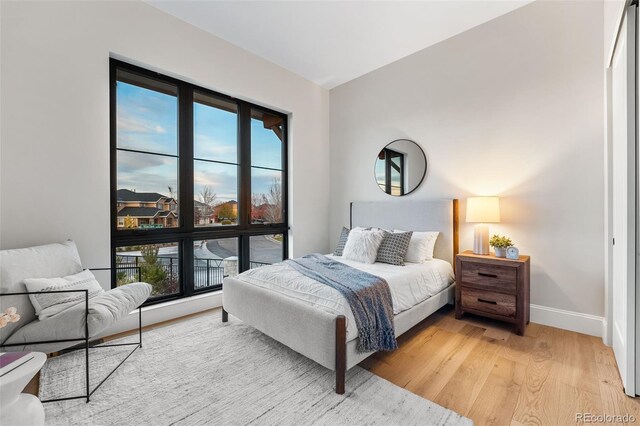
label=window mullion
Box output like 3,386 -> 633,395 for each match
238,101 -> 252,272
282,114 -> 289,260
238,101 -> 251,229
109,59 -> 118,288
180,84 -> 194,235
180,84 -> 194,295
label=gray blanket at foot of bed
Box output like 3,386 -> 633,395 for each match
285,253 -> 397,352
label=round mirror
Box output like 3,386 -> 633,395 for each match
375,139 -> 427,196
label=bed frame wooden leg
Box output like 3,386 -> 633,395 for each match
222,308 -> 228,323
335,315 -> 346,395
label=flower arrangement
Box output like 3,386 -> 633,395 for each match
489,235 -> 513,248
0,307 -> 20,328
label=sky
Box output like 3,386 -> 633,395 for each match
116,81 -> 282,204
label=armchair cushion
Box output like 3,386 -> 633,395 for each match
0,241 -> 83,345
3,282 -> 152,353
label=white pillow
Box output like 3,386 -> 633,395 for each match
342,228 -> 385,264
394,230 -> 440,263
24,270 -> 105,320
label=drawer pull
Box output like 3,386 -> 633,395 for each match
477,272 -> 498,278
477,298 -> 498,305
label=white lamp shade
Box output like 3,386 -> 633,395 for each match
466,197 -> 500,223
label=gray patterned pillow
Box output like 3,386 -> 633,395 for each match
23,270 -> 105,320
376,231 -> 413,265
334,227 -> 350,256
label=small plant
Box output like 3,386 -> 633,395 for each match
139,245 -> 168,295
489,235 -> 513,248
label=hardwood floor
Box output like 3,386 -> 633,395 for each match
360,305 -> 640,426
28,305 -> 639,426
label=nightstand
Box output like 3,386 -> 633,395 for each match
455,250 -> 530,335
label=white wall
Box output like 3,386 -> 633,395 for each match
330,1 -> 605,325
0,1 -> 330,290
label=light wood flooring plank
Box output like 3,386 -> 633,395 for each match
433,336 -> 503,415
404,325 -> 485,399
511,325 -> 564,426
467,356 -> 526,426
557,382 -> 604,426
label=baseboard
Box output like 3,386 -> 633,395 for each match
530,304 -> 604,338
97,291 -> 223,338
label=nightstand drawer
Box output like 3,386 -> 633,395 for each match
460,262 -> 517,294
461,288 -> 516,318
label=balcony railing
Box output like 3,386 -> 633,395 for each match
116,255 -> 273,290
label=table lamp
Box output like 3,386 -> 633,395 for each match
466,196 -> 500,255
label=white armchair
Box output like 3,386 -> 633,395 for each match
0,240 -> 151,402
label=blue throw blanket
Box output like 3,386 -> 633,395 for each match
285,253 -> 397,353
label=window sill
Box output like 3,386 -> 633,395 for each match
98,290 -> 223,338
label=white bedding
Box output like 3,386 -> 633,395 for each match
235,255 -> 454,341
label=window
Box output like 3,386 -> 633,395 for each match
251,110 -> 284,224
115,69 -> 180,230
116,243 -> 180,298
194,238 -> 238,289
111,60 -> 288,304
193,92 -> 239,228
249,234 -> 284,269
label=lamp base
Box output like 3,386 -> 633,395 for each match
473,224 -> 490,255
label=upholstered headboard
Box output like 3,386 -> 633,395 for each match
350,199 -> 459,265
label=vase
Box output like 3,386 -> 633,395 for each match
494,247 -> 507,258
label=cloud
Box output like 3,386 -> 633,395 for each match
118,151 -> 175,172
194,134 -> 237,163
194,162 -> 238,202
117,150 -> 178,196
118,114 -> 167,135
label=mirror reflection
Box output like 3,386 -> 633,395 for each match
375,139 -> 427,196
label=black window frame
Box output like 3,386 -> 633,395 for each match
110,59 -> 289,305
382,147 -> 404,196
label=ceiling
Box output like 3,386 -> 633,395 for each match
146,1 -> 533,89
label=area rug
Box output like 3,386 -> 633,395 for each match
39,313 -> 472,426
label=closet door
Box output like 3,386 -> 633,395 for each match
611,4 -> 636,396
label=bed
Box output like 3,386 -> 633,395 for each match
222,199 -> 459,394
